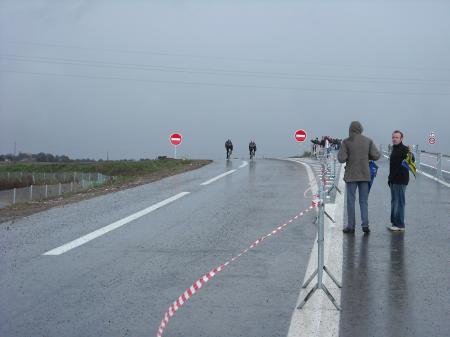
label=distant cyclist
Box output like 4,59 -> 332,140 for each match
249,140 -> 257,159
225,139 -> 233,159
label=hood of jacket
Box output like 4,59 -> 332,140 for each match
349,121 -> 364,138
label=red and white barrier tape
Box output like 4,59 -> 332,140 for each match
156,160 -> 335,337
155,203 -> 317,337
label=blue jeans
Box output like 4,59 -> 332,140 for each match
390,184 -> 407,228
346,182 -> 369,229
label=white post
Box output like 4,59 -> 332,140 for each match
13,188 -> 16,204
70,182 -> 73,192
437,153 -> 443,180
30,185 -> 33,201
45,184 -> 48,198
415,146 -> 421,171
58,182 -> 62,195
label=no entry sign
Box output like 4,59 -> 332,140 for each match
170,133 -> 182,146
294,129 -> 307,142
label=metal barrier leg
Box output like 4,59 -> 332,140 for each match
321,284 -> 341,310
324,265 -> 342,288
297,285 -> 318,309
298,159 -> 341,311
302,269 -> 318,289
325,211 -> 336,223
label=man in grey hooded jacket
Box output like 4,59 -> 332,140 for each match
338,121 -> 380,233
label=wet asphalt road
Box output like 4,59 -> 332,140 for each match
339,157 -> 450,337
0,159 -> 318,337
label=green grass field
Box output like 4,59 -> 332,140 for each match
0,159 -> 208,175
0,159 -> 212,189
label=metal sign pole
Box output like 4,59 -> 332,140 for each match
174,145 -> 177,159
298,159 -> 341,311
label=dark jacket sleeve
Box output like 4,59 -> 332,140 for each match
369,141 -> 381,161
337,141 -> 348,163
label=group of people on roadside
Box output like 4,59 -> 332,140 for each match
311,136 -> 342,154
338,121 -> 415,233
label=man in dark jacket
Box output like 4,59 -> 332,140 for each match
338,121 -> 380,234
388,130 -> 413,232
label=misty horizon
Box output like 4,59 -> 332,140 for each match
1,0 -> 449,160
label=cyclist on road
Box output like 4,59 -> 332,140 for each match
249,140 -> 257,159
225,139 -> 233,159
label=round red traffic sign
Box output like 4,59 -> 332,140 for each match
294,129 -> 307,142
428,137 -> 436,145
170,133 -> 182,146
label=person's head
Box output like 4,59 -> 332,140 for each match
349,121 -> 363,136
392,130 -> 404,145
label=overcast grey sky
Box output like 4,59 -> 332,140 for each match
1,0 -> 449,160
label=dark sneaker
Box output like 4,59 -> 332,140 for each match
343,228 -> 355,234
362,227 -> 371,234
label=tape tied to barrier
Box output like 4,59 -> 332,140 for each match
156,161 -> 334,337
156,204 -> 316,337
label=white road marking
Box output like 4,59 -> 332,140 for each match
238,161 -> 248,168
287,159 -> 344,337
200,170 -> 236,185
287,159 -> 318,195
43,192 -> 190,256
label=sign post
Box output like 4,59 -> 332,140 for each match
295,129 -> 308,157
170,133 -> 182,159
